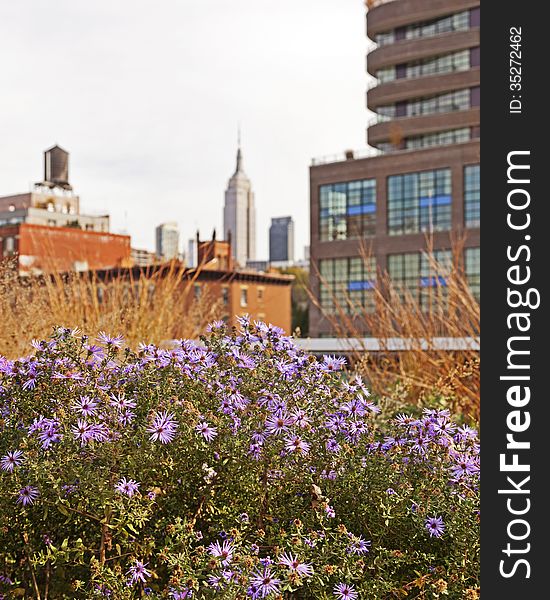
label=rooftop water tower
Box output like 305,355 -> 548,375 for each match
41,145 -> 72,190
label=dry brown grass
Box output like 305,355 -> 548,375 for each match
0,260 -> 222,359
311,238 -> 480,419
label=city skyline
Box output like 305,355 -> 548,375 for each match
0,0 -> 370,260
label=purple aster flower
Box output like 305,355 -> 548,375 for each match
250,567 -> 281,598
118,410 -> 136,426
425,515 -> 445,538
97,332 -> 124,348
341,398 -> 368,418
17,485 -> 39,506
115,477 -> 140,498
333,582 -> 358,600
325,505 -> 335,518
126,560 -> 151,584
250,543 -> 259,555
285,435 -> 311,455
1,450 -> 24,472
207,539 -> 234,566
196,421 -> 218,442
206,320 -> 225,332
207,575 -> 223,590
321,355 -> 346,372
290,408 -> 311,428
326,438 -> 341,453
264,412 -> 293,436
450,455 -> 480,480
109,394 -> 136,411
239,512 -> 249,523
71,419 -> 93,445
72,395 -> 98,416
348,535 -> 371,555
147,411 -> 178,444
38,426 -> 62,449
411,436 -> 429,455
278,552 -> 314,577
395,413 -> 419,428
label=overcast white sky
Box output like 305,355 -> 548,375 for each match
1,0 -> 371,259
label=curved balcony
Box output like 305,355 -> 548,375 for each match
366,67 -> 479,110
367,28 -> 479,75
367,107 -> 479,146
367,0 -> 479,38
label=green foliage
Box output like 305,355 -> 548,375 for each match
0,322 -> 479,599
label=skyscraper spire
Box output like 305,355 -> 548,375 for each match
235,124 -> 243,173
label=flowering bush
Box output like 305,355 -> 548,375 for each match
0,319 -> 479,599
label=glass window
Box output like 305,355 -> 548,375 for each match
377,11 -> 470,46
240,287 -> 248,307
389,250 -> 451,307
387,169 -> 451,235
377,66 -> 396,83
319,179 -> 376,241
319,256 -> 377,315
375,31 -> 395,46
405,128 -> 471,150
465,247 -> 480,300
464,165 -> 480,228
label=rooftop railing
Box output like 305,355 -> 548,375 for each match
310,147 -> 382,167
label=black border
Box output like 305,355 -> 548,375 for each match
482,3 -> 548,594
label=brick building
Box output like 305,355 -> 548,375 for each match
309,0 -> 480,336
0,223 -> 131,274
97,264 -> 293,334
1,145 -> 131,274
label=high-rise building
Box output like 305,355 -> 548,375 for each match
155,222 -> 180,261
223,145 -> 256,267
309,0 -> 480,337
269,216 -> 294,265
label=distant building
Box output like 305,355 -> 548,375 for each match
95,264 -> 294,334
187,238 -> 198,268
131,248 -> 157,267
0,146 -> 130,274
196,230 -> 233,271
269,216 -> 294,265
155,222 -> 180,261
223,144 -> 256,267
1,223 -> 131,274
245,260 -> 270,272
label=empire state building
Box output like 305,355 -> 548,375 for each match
223,144 -> 256,267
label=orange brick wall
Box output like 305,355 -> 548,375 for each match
15,223 -> 131,273
229,280 -> 292,334
187,278 -> 292,334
